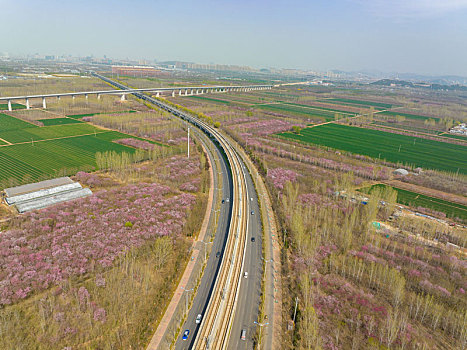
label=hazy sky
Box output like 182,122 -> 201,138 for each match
1,0 -> 467,76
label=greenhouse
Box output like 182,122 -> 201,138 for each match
2,177 -> 92,213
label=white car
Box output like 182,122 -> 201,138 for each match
244,272 -> 248,278
196,314 -> 202,324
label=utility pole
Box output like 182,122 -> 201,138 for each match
181,287 -> 194,315
254,321 -> 269,350
293,297 -> 299,326
213,208 -> 220,226
201,241 -> 213,263
261,256 -> 274,274
187,127 -> 190,159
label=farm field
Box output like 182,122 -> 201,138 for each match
377,110 -> 436,121
254,102 -> 346,122
279,123 -> 467,174
38,117 -> 83,126
359,183 -> 467,221
0,123 -> 102,143
323,97 -> 395,109
181,94 -> 355,123
439,132 -> 467,140
258,90 -> 300,99
0,112 -> 161,184
279,101 -> 357,115
0,103 -> 26,110
0,113 -> 36,131
0,132 -> 139,183
371,121 -> 441,135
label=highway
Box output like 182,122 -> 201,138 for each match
227,158 -> 263,349
173,135 -> 233,350
94,73 -> 265,350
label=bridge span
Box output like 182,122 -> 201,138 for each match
0,79 -> 273,111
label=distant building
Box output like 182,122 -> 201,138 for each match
449,123 -> 467,136
111,65 -> 168,77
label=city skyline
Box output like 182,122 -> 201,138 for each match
1,0 -> 467,75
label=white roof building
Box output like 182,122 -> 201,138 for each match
2,177 -> 92,213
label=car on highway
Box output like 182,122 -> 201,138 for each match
244,272 -> 248,278
216,251 -> 221,258
251,210 -> 254,215
222,199 -> 225,204
182,329 -> 190,340
251,237 -> 255,242
241,329 -> 247,340
226,198 -> 230,203
196,314 -> 202,324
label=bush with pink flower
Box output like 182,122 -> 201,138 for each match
267,167 -> 300,190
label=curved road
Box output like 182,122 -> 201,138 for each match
174,135 -> 233,350
94,73 -> 265,349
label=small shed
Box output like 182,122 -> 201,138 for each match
394,168 -> 409,176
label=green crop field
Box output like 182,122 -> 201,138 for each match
0,103 -> 26,110
371,121 -> 441,135
377,110 -> 436,121
0,113 -> 37,131
439,133 -> 467,141
359,184 -> 467,221
0,123 -> 102,143
0,132 -> 139,183
67,113 -> 100,119
260,91 -> 300,99
254,103 -> 350,122
323,98 -> 394,109
280,102 -> 356,116
279,124 -> 467,174
38,118 -> 83,126
0,112 -> 160,184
